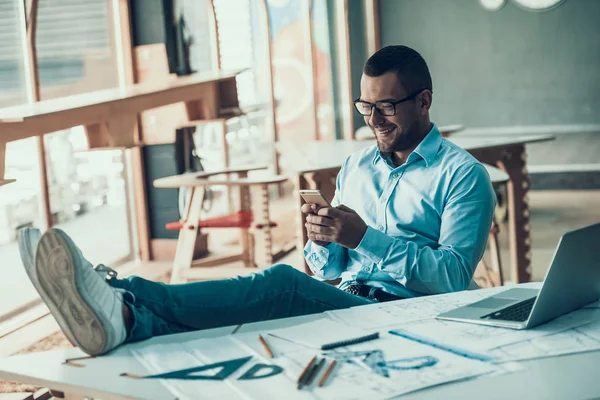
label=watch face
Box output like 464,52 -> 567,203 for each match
480,0 -> 507,11
512,0 -> 565,11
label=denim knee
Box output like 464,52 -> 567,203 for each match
262,264 -> 305,284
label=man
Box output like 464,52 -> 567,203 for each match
19,45 -> 495,356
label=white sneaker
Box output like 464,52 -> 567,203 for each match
34,228 -> 127,356
18,227 -> 115,282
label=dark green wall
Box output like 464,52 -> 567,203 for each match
130,0 -> 188,239
378,0 -> 600,127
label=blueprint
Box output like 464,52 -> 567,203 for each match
130,319 -> 499,400
489,319 -> 600,362
326,286 -> 508,329
233,327 -> 498,400
396,307 -> 600,353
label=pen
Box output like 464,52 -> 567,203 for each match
318,360 -> 337,387
258,334 -> 274,358
304,358 -> 326,387
297,355 -> 317,390
321,332 -> 380,350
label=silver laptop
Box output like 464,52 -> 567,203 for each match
437,223 -> 600,330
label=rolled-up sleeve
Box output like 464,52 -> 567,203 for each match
303,241 -> 347,280
302,157 -> 350,280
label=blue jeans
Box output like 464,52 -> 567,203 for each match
110,264 -> 372,343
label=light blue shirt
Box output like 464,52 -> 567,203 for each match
304,124 -> 496,298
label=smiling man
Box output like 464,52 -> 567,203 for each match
303,45 -> 496,299
19,45 -> 495,356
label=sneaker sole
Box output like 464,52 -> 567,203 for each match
19,229 -> 78,348
36,230 -> 107,356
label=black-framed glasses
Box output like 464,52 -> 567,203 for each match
353,89 -> 427,116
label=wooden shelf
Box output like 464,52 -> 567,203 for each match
0,70 -> 241,145
0,179 -> 16,187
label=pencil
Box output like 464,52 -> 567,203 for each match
318,360 -> 337,387
297,355 -> 317,390
258,334 -> 274,358
305,358 -> 326,387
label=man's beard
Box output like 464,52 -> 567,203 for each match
376,125 -> 421,153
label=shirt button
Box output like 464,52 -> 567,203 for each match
378,225 -> 384,231
381,197 -> 387,203
362,266 -> 369,272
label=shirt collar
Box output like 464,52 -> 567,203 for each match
411,124 -> 443,167
372,123 -> 443,167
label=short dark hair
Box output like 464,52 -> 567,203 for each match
363,45 -> 433,94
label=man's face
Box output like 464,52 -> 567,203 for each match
359,72 -> 422,153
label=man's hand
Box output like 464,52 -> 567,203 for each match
301,203 -> 330,246
305,204 -> 368,249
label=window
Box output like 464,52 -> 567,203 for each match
0,0 -> 28,108
0,0 -> 133,326
37,0 -> 119,100
36,0 -> 131,266
0,0 -> 44,321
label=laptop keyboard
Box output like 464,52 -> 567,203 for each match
481,297 -> 537,322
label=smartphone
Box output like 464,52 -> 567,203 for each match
299,189 -> 331,208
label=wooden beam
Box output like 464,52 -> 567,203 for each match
304,0 -> 320,141
364,0 -> 381,56
335,0 -> 354,140
84,115 -> 137,148
207,0 -> 222,71
0,142 -> 6,183
112,0 -> 139,258
114,0 -> 150,261
25,0 -> 40,101
258,0 -> 282,196
23,0 -> 52,230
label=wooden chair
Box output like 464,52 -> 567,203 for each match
473,164 -> 509,288
153,166 -> 289,283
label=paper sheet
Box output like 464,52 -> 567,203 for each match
132,336 -> 315,400
131,337 -> 247,400
263,318 -> 377,349
232,329 -> 498,400
326,286 -> 508,329
489,318 -> 600,362
397,307 -> 600,353
131,321 -> 500,400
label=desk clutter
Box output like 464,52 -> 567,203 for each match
124,285 -> 600,399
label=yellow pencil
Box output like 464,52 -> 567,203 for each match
318,360 -> 337,387
258,334 -> 274,358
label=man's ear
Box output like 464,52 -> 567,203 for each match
419,90 -> 433,114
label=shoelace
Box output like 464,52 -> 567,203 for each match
94,264 -> 118,282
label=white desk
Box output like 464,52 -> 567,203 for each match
1,285 -> 599,400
